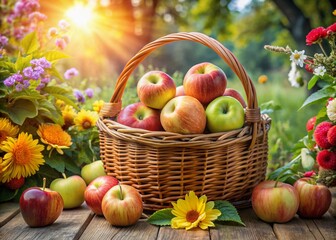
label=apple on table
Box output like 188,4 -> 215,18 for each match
50,173 -> 87,209
160,95 -> 206,134
294,177 -> 332,218
183,62 -> 227,105
84,175 -> 119,215
19,178 -> 64,227
137,70 -> 176,109
81,160 -> 106,185
117,102 -> 163,131
102,184 -> 143,226
206,96 -> 245,133
252,180 -> 299,223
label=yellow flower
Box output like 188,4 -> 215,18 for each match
37,123 -> 72,155
62,105 -> 77,129
258,75 -> 268,84
333,9 -> 336,16
0,118 -> 19,143
93,100 -> 105,113
55,99 -> 66,110
171,191 -> 221,230
74,109 -> 99,130
0,132 -> 44,183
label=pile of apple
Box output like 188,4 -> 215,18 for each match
117,62 -> 247,134
252,178 -> 332,223
19,160 -> 143,228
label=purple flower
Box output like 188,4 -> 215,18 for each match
0,36 -> 8,47
34,66 -> 45,75
74,89 -> 85,103
36,83 -> 45,91
28,11 -> 47,21
4,76 -> 15,87
12,73 -> 23,83
15,83 -> 24,92
41,76 -> 51,84
85,88 -> 94,98
31,57 -> 51,69
23,66 -> 34,78
23,80 -> 30,88
64,68 -> 79,80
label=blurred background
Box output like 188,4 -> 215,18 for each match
13,0 -> 336,169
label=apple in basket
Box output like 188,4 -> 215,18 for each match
293,177 -> 332,218
137,70 -> 176,109
205,96 -> 245,133
84,175 -> 119,215
102,184 -> 143,226
160,95 -> 206,134
223,88 -> 247,108
183,62 -> 227,105
252,180 -> 299,223
117,102 -> 163,131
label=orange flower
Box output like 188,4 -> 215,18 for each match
37,123 -> 72,155
258,75 -> 268,84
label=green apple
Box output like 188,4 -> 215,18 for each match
50,173 -> 87,209
81,160 -> 106,185
205,96 -> 245,133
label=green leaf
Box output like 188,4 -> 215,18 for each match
307,75 -> 319,90
63,157 -> 81,174
15,54 -> 32,71
43,85 -> 78,109
44,50 -> 70,62
147,208 -> 174,226
0,99 -> 38,125
0,188 -> 19,203
214,200 -> 245,226
20,32 -> 39,55
299,86 -> 335,110
45,154 -> 66,173
260,100 -> 281,114
37,98 -> 64,125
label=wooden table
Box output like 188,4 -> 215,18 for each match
1,202 -> 335,240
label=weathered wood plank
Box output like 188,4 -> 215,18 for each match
157,226 -> 210,240
329,188 -> 336,218
0,202 -> 20,227
210,208 -> 277,240
273,214 -> 328,240
312,212 -> 336,239
0,204 -> 94,240
79,216 -> 159,240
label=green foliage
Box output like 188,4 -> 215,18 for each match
214,200 -> 245,226
147,208 -> 175,226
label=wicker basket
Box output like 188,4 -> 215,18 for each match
97,32 -> 271,210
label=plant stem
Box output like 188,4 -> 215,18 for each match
62,173 -> 67,179
42,177 -> 46,191
318,42 -> 328,57
118,183 -> 124,200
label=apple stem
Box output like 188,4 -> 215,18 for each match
118,183 -> 124,200
62,173 -> 67,179
42,177 -> 46,191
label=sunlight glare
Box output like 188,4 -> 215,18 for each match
66,4 -> 94,29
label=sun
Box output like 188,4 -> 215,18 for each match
66,3 -> 95,29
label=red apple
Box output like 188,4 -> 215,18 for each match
117,102 -> 163,131
223,88 -> 247,108
19,178 -> 64,227
252,180 -> 299,223
293,177 -> 332,218
175,85 -> 185,97
102,184 -> 143,226
84,175 -> 119,215
183,62 -> 227,105
137,70 -> 176,109
160,96 -> 206,134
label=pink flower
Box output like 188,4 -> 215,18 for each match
64,68 -> 79,80
327,23 -> 336,35
47,27 -> 58,38
55,38 -> 67,50
303,171 -> 316,178
58,20 -> 70,30
306,27 -> 327,45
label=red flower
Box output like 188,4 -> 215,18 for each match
327,23 -> 336,34
304,59 -> 314,73
306,27 -> 327,45
303,170 -> 316,177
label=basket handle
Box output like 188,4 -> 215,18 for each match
100,32 -> 261,129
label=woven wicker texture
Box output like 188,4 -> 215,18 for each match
97,32 -> 271,210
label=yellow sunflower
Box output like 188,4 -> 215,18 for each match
61,105 -> 77,129
0,118 -> 19,143
93,100 -> 105,113
171,191 -> 221,230
74,109 -> 99,130
37,123 -> 72,155
0,132 -> 44,183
